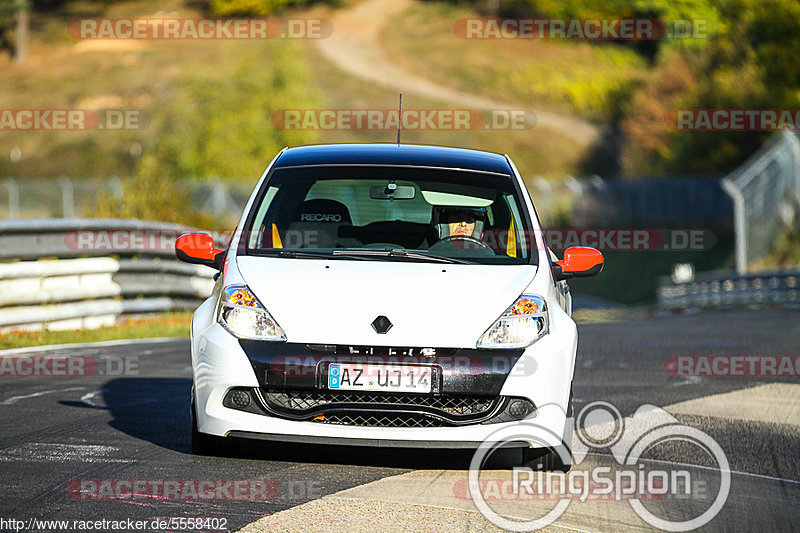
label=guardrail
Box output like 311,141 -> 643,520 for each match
658,270 -> 800,311
0,219 -> 227,332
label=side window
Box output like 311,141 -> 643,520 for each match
505,193 -> 528,259
249,186 -> 278,248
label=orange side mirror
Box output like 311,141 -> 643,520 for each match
175,233 -> 225,270
554,246 -> 604,281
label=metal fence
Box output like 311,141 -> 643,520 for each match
721,131 -> 800,274
0,219 -> 225,332
0,177 -> 253,220
558,176 -> 729,228
658,269 -> 800,310
3,173 -> 730,230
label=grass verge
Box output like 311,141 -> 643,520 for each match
0,311 -> 191,351
572,306 -> 651,324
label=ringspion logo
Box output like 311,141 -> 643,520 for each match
469,403 -> 730,531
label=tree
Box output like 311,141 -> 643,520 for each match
14,0 -> 28,63
0,0 -> 29,63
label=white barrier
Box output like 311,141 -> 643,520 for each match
0,219 -> 226,332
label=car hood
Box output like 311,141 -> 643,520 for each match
236,256 -> 538,348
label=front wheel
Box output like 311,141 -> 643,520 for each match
523,445 -> 572,473
522,389 -> 574,472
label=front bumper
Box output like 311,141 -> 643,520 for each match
191,306 -> 577,449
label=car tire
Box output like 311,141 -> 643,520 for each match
567,387 -> 574,418
190,395 -> 227,456
523,445 -> 572,473
522,388 -> 574,472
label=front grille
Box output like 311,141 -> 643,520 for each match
224,388 -> 536,427
264,390 -> 496,417
317,412 -> 445,428
305,345 -> 457,356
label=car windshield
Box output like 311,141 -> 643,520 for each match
242,165 -> 536,265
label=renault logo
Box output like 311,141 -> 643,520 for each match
371,315 -> 393,334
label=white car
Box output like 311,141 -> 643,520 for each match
176,143 -> 603,469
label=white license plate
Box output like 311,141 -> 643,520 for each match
327,363 -> 432,393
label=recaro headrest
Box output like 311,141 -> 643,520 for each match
293,199 -> 352,225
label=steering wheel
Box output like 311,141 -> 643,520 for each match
432,235 -> 493,251
362,243 -> 404,250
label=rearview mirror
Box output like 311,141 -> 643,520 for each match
553,246 -> 604,281
175,233 -> 225,270
370,184 -> 416,199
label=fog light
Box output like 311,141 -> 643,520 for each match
508,399 -> 534,418
483,397 -> 536,424
231,390 -> 251,408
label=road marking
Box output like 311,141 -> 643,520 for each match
81,389 -> 107,409
586,452 -> 800,485
1,386 -> 85,405
665,383 -> 800,426
0,443 -> 133,463
0,336 -> 184,356
671,375 -> 702,386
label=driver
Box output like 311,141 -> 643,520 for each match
434,206 -> 487,242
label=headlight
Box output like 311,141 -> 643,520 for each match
217,285 -> 286,341
477,295 -> 548,349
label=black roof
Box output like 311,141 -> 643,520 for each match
273,143 -> 513,175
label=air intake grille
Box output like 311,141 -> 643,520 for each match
317,412 -> 445,428
264,390 -> 496,417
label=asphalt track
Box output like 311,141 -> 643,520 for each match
0,309 -> 798,532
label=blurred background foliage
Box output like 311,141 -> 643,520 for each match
149,43 -> 320,178
0,0 -> 798,303
446,0 -> 800,175
208,0 -> 338,17
2,0 -> 797,177
1,0 -> 799,218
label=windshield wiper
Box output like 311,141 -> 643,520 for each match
331,249 -> 474,265
254,250 -> 368,260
